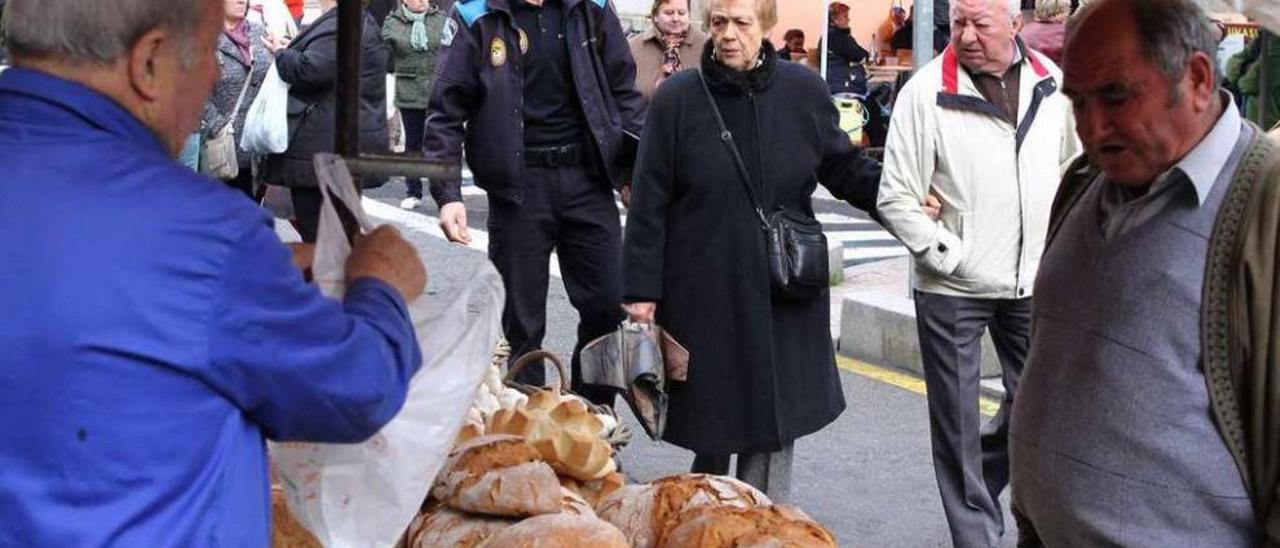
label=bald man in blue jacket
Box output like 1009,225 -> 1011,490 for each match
0,0 -> 429,544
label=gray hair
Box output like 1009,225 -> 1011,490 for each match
3,0 -> 210,66
1005,0 -> 1022,17
1069,0 -> 1222,91
952,0 -> 1024,22
1034,0 -> 1070,21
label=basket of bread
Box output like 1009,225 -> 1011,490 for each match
493,348 -> 632,448
275,343 -> 839,547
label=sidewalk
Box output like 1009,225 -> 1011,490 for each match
831,258 -> 1008,401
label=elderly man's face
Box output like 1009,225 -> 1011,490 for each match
709,0 -> 767,71
951,0 -> 1021,74
154,0 -> 223,155
1063,4 -> 1218,187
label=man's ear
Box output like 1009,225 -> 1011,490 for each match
1186,51 -> 1217,112
1011,13 -> 1024,34
127,28 -> 171,102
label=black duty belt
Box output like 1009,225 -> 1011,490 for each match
525,143 -> 583,168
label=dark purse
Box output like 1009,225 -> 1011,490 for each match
697,71 -> 829,301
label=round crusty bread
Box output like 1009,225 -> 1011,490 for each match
656,504 -> 837,548
431,435 -> 562,517
595,474 -> 771,548
559,486 -> 596,517
561,472 -> 627,509
403,490 -> 595,548
271,486 -> 321,548
480,514 -> 629,548
410,503 -> 515,548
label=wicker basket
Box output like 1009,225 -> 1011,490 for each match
504,348 -> 632,450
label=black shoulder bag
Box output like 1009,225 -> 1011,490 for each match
697,70 -> 829,301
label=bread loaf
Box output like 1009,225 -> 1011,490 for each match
469,351 -> 529,421
406,502 -> 515,548
595,474 -> 771,548
431,435 -> 562,517
559,486 -> 596,517
400,488 -> 599,548
271,486 -> 321,548
561,472 -> 627,509
481,514 -> 629,548
455,421 -> 485,446
486,388 -> 616,481
657,504 -> 837,548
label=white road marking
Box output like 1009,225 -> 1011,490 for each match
364,192 -> 909,275
361,197 -> 565,279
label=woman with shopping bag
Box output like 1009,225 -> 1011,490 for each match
200,0 -> 273,198
260,0 -> 389,242
382,0 -> 446,210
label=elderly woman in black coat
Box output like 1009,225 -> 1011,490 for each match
622,0 -> 881,502
261,0 -> 389,242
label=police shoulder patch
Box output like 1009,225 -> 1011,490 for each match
456,0 -> 492,27
441,18 -> 458,46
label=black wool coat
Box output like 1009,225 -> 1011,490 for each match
262,8 -> 389,189
622,43 -> 881,454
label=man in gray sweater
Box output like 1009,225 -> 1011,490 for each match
1010,0 -> 1272,544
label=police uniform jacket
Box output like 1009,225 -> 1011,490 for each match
424,0 -> 646,205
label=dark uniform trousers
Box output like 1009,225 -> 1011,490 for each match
914,291 -> 1031,548
488,163 -> 622,406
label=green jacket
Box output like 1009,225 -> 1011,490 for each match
1229,32 -> 1280,129
1,4 -> 8,65
1048,126 -> 1280,545
381,6 -> 446,110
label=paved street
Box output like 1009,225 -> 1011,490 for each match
362,180 -> 1015,547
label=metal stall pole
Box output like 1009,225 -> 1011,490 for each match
332,0 -> 461,197
821,0 -> 830,81
335,0 -> 363,159
914,0 -> 934,71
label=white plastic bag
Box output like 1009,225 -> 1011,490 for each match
272,154 -> 503,547
250,0 -> 299,40
241,63 -> 290,155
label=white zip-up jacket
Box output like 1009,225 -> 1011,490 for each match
878,40 -> 1081,299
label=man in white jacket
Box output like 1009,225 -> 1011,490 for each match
876,0 -> 1080,545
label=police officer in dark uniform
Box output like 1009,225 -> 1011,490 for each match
423,0 -> 644,406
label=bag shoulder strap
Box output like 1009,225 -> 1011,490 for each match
697,70 -> 769,228
224,46 -> 257,134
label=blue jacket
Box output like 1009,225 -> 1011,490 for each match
424,0 -> 646,205
0,68 -> 422,546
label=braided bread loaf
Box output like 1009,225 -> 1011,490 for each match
486,388 -> 617,481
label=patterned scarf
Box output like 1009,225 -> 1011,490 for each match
224,19 -> 252,65
402,5 -> 429,51
660,31 -> 687,76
